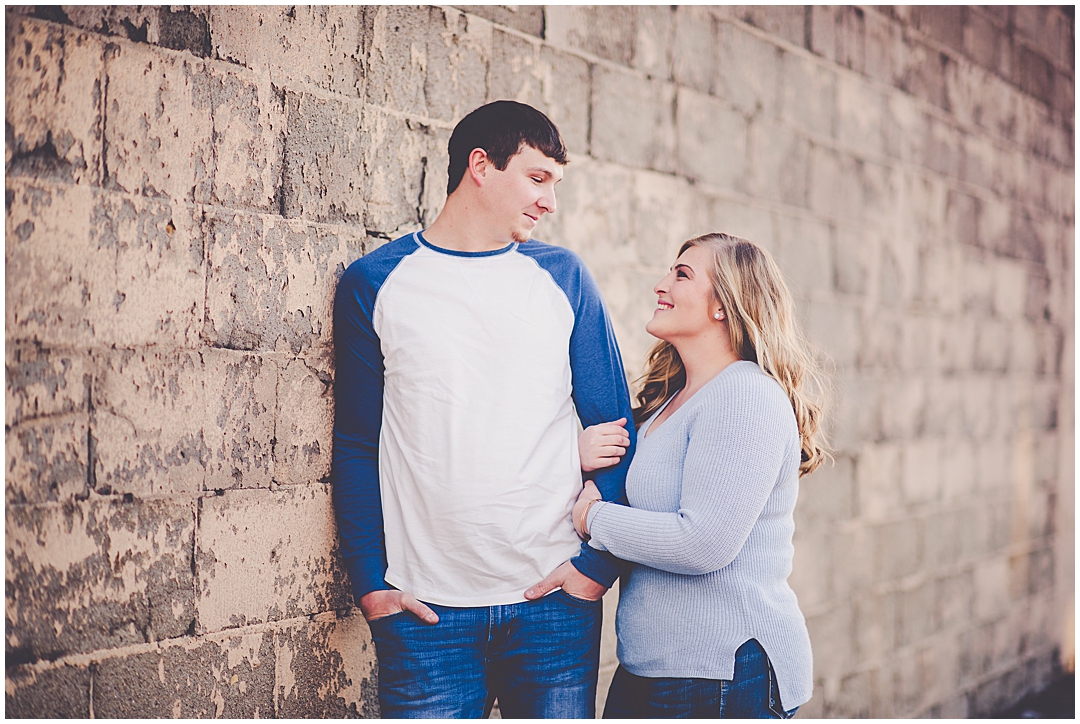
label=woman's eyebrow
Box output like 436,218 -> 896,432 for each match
674,263 -> 694,275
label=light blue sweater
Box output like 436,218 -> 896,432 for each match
587,360 -> 813,709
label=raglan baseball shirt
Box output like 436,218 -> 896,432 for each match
331,231 -> 636,607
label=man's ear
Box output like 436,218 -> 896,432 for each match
467,148 -> 489,188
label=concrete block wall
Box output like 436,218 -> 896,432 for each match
6,5 -> 1073,718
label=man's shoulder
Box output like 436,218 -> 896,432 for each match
516,239 -> 585,267
342,234 -> 421,288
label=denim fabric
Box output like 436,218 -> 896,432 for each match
368,590 -> 602,718
602,639 -> 800,719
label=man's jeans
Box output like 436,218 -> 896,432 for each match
602,638 -> 800,718
367,590 -> 603,718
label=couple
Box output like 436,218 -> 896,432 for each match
331,101 -> 825,719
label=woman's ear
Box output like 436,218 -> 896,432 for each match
713,308 -> 725,321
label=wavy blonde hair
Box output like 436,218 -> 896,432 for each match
633,233 -> 830,476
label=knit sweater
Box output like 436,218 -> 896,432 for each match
586,360 -> 813,709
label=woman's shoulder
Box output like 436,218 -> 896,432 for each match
698,362 -> 794,423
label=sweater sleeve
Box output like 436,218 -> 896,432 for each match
563,259 -> 637,588
588,373 -> 789,576
330,263 -> 391,602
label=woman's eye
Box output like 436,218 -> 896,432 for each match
676,270 -> 688,279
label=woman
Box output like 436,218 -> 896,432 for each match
574,232 -> 827,718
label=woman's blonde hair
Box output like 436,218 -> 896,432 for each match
633,233 -> 830,476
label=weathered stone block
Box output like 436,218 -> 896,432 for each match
5,663 -> 91,718
808,146 -> 864,221
488,30 -> 590,155
6,16 -> 104,184
92,631 -> 275,718
854,591 -> 898,661
805,603 -> 858,676
364,6 -> 490,123
6,345 -> 91,428
715,22 -> 781,118
544,6 -> 635,65
676,88 -> 748,191
705,197 -> 777,254
628,170 -> 708,277
276,355 -> 334,487
209,6 -> 364,97
730,6 -> 807,49
788,529 -> 830,609
539,158 -> 636,267
795,455 -> 855,528
6,497 -> 196,661
204,210 -> 360,353
195,485 -> 351,633
832,225 -> 877,297
201,350 -> 277,490
360,107 -> 445,235
6,413 -> 89,505
92,348 -> 206,496
900,439 -> 941,507
590,66 -> 677,174
872,518 -> 923,583
458,5 -> 543,38
274,612 -> 379,717
772,214 -> 830,300
281,91 -> 364,223
835,74 -> 886,159
671,7 -> 716,94
104,41 -> 214,202
629,6 -> 673,78
779,50 -> 837,140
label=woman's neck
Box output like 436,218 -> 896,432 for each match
672,336 -> 741,399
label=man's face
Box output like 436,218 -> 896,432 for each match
481,144 -> 564,243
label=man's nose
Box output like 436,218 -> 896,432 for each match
538,188 -> 556,214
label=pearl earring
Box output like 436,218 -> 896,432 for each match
714,312 -> 721,320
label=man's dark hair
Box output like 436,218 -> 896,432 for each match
446,101 -> 568,195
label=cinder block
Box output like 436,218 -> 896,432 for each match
364,6 -> 490,123
201,350 -> 277,490
895,582 -> 935,647
854,441 -> 903,519
92,632 -> 276,718
858,308 -> 904,371
900,439 -> 941,507
788,529 -> 830,609
824,669 -> 871,717
890,647 -> 926,715
774,214 -> 830,299
630,6 -> 673,78
6,16 -> 105,184
488,30 -> 590,155
458,5 -> 544,38
676,88 -> 748,191
5,345 -> 91,428
92,348 -> 206,496
746,119 -> 809,208
957,619 -> 995,682
275,356 -> 334,487
973,318 -> 1011,372
360,107 -> 446,236
795,455 -> 855,528
972,556 -> 1010,621
805,603 -> 857,677
872,518 -> 923,583
281,91 -> 364,223
544,6 -> 635,65
779,51 -> 837,140
6,413 -> 90,505
590,66 -> 677,174
828,526 -> 874,601
829,375 -> 882,455
671,7 -> 716,94
204,210 -> 360,353
209,6 -> 363,97
715,23 -> 781,118
855,592 -> 898,661
207,65 -> 285,212
4,663 -> 91,718
939,439 -> 976,502
935,570 -> 975,632
6,497 -> 196,660
104,41 -> 214,202
274,611 -> 379,717
195,485 -> 351,633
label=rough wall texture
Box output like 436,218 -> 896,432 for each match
5,5 -> 1073,718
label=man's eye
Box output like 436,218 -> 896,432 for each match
531,177 -> 543,183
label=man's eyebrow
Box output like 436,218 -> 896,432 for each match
526,167 -> 558,180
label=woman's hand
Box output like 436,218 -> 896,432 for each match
579,418 -> 630,472
572,480 -> 603,539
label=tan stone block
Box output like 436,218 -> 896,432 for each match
730,6 -> 807,48
209,6 -> 364,97
828,526 -> 874,601
808,146 -> 863,222
104,41 -> 214,202
836,73 -> 887,158
774,214 -> 830,299
972,556 -> 1009,621
900,439 -> 941,506
202,350 -> 277,490
488,31 -> 590,155
854,592 -> 898,661
940,440 -> 977,502
457,5 -> 544,37
4,663 -> 92,718
745,119 -> 809,208
830,375 -> 882,453
824,669 -> 872,718
805,603 -> 857,677
544,6 -> 635,65
274,611 -> 379,717
779,51 -> 837,140
5,345 -> 91,428
795,455 -> 855,528
195,485 -> 351,632
6,413 -> 89,505
6,16 -> 105,184
92,348 -> 206,496
715,22 -> 781,118
916,243 -> 963,313
789,529 -> 830,609
855,441 -> 902,519
804,298 -> 860,370
872,517 -> 923,583
92,631 -> 275,718
364,6 -> 490,123
204,210 -> 360,353
6,497 -> 196,658
879,378 -> 925,441
629,170 -> 709,270
590,66 -> 677,174
671,6 -> 716,94
833,225 -> 879,297
706,197 -> 777,254
275,356 -> 334,487
974,318 -> 1011,372
540,157 -> 636,263
629,6 -> 673,78
859,308 -> 905,371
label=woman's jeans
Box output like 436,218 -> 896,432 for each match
603,639 -> 799,719
367,590 -> 602,718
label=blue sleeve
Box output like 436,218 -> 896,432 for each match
526,244 -> 637,588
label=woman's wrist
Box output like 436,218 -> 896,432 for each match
578,498 -> 600,540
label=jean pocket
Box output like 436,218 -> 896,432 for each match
554,588 -> 602,605
766,661 -> 796,719
366,610 -> 408,627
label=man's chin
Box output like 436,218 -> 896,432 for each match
511,229 -> 532,243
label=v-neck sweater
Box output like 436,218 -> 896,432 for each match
586,360 -> 813,709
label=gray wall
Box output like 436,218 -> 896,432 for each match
5,5 -> 1073,718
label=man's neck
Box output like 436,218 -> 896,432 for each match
423,198 -> 512,253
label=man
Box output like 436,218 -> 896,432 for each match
331,100 -> 635,718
